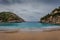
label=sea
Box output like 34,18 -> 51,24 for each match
0,22 -> 60,31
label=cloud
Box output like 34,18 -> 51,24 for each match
0,0 -> 22,4
35,0 -> 60,3
0,0 -> 60,5
0,0 -> 60,21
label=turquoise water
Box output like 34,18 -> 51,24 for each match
0,22 -> 59,29
0,22 -> 60,31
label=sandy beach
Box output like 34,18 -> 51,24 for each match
0,30 -> 60,40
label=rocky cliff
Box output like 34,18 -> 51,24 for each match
40,7 -> 60,24
0,12 -> 25,23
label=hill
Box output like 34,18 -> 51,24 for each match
0,12 -> 25,23
40,7 -> 60,24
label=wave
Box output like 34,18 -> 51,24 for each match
0,26 -> 60,32
20,26 -> 60,31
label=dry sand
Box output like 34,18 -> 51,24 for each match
0,30 -> 60,40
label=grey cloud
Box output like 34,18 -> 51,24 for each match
0,0 -> 22,4
0,0 -> 60,21
0,0 -> 60,5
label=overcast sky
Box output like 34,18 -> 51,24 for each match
0,0 -> 60,21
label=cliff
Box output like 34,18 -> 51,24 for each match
0,12 -> 25,23
40,7 -> 60,24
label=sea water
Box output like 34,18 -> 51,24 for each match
0,22 -> 60,31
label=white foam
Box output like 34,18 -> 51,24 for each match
0,26 -> 60,32
19,26 -> 60,31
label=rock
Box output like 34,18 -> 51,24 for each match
0,12 -> 25,23
40,6 -> 60,24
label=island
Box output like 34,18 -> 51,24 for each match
40,7 -> 60,24
0,12 -> 25,23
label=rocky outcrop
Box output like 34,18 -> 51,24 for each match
40,7 -> 60,24
0,12 -> 25,23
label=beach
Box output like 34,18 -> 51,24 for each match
0,29 -> 60,40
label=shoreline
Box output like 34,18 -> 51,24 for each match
0,29 -> 60,40
0,27 -> 60,32
0,27 -> 60,40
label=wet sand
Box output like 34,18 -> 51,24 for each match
0,30 -> 60,40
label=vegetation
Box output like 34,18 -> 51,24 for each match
0,12 -> 25,23
40,6 -> 60,24
41,14 -> 51,20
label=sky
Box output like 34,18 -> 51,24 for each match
0,0 -> 60,21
